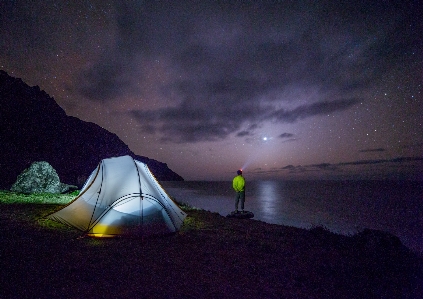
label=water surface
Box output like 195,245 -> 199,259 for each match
161,180 -> 423,253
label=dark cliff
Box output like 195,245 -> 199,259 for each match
0,70 -> 183,189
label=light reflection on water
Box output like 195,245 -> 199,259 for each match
255,180 -> 279,219
161,180 -> 423,253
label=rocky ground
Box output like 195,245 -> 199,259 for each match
1,202 -> 422,299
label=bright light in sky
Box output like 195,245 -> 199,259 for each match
1,0 -> 422,181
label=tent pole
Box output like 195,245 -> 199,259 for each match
132,157 -> 144,238
87,161 -> 104,234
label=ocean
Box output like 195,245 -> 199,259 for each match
161,180 -> 423,254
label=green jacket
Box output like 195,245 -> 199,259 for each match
232,175 -> 245,192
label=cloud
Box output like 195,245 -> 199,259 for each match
245,156 -> 423,180
278,132 -> 298,143
237,131 -> 253,137
274,157 -> 423,177
69,1 -> 419,143
131,98 -> 267,142
279,163 -> 337,174
247,157 -> 423,179
279,133 -> 294,138
339,157 -> 423,166
310,163 -> 339,171
130,97 -> 359,142
243,156 -> 422,180
270,98 -> 360,123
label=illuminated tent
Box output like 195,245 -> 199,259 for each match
48,155 -> 187,237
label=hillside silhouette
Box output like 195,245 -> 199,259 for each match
0,70 -> 183,190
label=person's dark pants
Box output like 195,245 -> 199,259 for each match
235,191 -> 245,211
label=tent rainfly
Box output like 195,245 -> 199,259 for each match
48,155 -> 187,237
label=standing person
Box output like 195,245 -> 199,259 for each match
232,169 -> 245,213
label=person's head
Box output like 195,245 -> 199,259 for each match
237,169 -> 242,175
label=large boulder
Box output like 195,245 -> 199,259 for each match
10,161 -> 77,194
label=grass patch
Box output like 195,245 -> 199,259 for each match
171,197 -> 200,211
0,190 -> 76,204
180,215 -> 207,231
1,192 -> 422,298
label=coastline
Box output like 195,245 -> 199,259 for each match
161,180 -> 423,254
1,200 -> 422,298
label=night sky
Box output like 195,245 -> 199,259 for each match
1,0 -> 422,181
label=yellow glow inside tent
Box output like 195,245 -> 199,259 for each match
89,223 -> 121,237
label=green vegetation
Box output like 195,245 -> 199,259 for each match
0,190 -> 78,229
171,197 -> 199,211
0,191 -> 204,234
180,215 -> 207,230
0,190 -> 76,204
1,191 -> 422,298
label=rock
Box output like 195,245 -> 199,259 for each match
226,210 -> 254,219
10,161 -> 77,194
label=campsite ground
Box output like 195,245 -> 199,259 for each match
1,192 -> 422,298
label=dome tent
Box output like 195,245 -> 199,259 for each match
48,155 -> 187,237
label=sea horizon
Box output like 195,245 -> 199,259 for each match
162,179 -> 423,254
